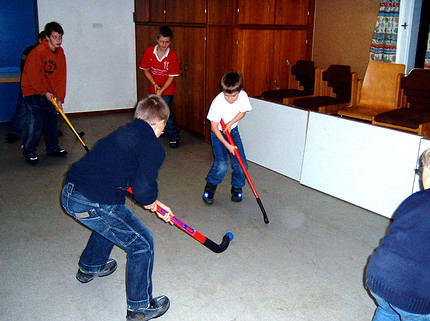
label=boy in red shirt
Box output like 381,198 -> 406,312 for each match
21,21 -> 67,164
139,26 -> 181,148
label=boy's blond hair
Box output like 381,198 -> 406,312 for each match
134,95 -> 170,125
220,72 -> 243,93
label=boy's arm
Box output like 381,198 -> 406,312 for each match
223,111 -> 246,132
143,69 -> 160,92
211,121 -> 236,155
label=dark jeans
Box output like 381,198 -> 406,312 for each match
206,127 -> 248,188
22,95 -> 59,156
61,182 -> 154,310
161,95 -> 180,141
8,90 -> 27,137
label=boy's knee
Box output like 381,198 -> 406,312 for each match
214,162 -> 229,176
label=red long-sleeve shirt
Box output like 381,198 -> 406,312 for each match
21,40 -> 67,103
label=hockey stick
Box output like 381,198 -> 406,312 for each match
220,118 -> 269,224
51,98 -> 89,152
127,187 -> 233,253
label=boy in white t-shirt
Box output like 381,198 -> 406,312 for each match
203,72 -> 252,204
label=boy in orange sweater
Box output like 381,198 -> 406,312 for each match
21,21 -> 67,165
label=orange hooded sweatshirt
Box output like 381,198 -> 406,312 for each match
21,40 -> 67,103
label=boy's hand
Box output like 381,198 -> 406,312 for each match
145,200 -> 174,224
226,143 -> 237,155
223,122 -> 232,133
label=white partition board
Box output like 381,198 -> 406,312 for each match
300,112 -> 421,218
240,98 -> 308,181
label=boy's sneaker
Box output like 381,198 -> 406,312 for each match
76,258 -> 117,283
25,153 -> 39,165
202,182 -> 217,205
231,187 -> 243,202
47,147 -> 68,157
126,295 -> 170,321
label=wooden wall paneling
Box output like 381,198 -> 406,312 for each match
275,0 -> 309,25
170,26 -> 206,136
207,0 -> 236,25
166,0 -> 206,24
237,0 -> 276,25
237,29 -> 275,97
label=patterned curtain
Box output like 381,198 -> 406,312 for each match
369,0 -> 400,63
425,27 -> 430,69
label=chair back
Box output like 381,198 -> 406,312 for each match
291,60 -> 315,95
401,68 -> 430,110
359,60 -> 405,109
322,65 -> 352,103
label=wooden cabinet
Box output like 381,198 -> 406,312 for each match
134,0 -> 314,139
166,0 -> 206,23
236,29 -> 310,97
238,0 -> 310,25
275,0 -> 310,25
135,0 -> 206,23
238,0 -> 276,25
169,27 -> 206,135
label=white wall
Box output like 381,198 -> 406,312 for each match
38,0 -> 136,113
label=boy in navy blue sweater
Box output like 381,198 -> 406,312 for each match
366,148 -> 430,320
62,95 -> 173,321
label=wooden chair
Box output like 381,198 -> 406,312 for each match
372,68 -> 430,137
337,60 -> 405,121
260,60 -> 318,104
290,64 -> 358,114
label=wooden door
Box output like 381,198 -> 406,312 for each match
170,27 -> 206,136
165,0 -> 206,23
134,0 -> 149,22
149,0 -> 166,22
275,0 -> 310,25
237,0 -> 276,25
207,0 -> 236,25
135,25 -> 160,99
236,29 -> 275,97
274,29 -> 309,89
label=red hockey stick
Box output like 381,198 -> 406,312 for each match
127,187 -> 233,253
220,118 -> 269,224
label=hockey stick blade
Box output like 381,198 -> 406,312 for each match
203,233 -> 233,253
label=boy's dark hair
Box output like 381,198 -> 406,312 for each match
44,21 -> 64,37
134,95 -> 170,125
158,26 -> 173,40
220,72 -> 243,93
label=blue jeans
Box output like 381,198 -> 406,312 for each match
371,292 -> 430,321
161,95 -> 179,141
61,182 -> 154,310
22,95 -> 59,156
8,90 -> 28,137
206,127 -> 248,188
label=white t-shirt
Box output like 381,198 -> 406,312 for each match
206,90 -> 252,130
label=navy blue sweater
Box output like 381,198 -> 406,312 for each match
66,119 -> 165,206
366,188 -> 430,314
